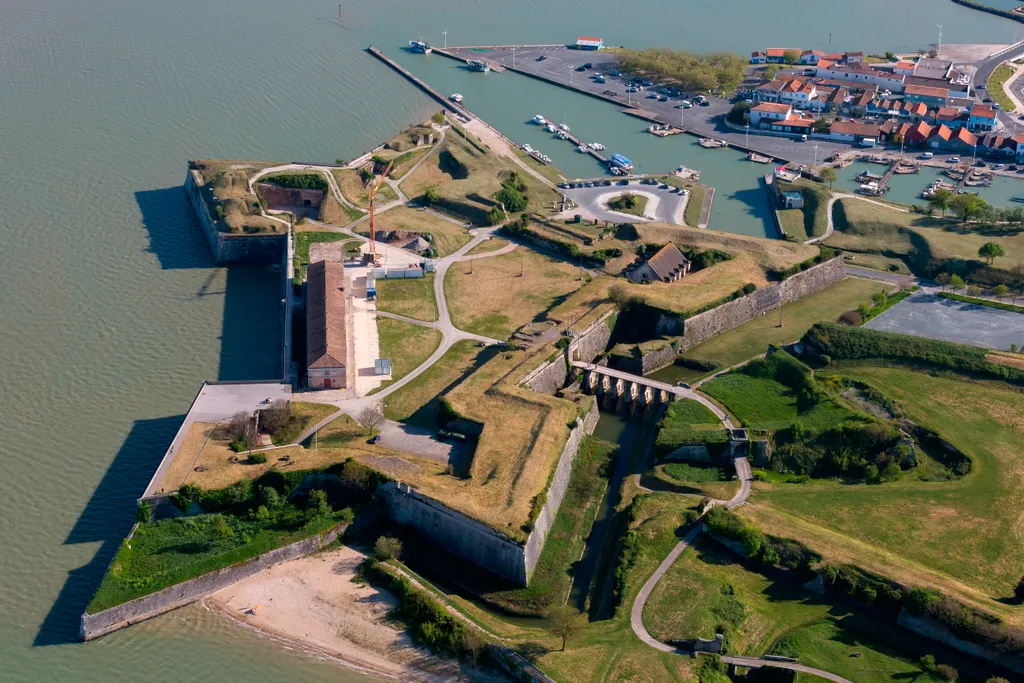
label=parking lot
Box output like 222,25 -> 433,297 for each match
865,290 -> 1024,351
560,179 -> 688,224
442,44 -> 860,166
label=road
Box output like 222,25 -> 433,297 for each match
559,184 -> 688,224
972,40 -> 1024,130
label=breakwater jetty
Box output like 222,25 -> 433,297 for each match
366,46 -> 471,122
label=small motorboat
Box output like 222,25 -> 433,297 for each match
449,93 -> 464,103
546,123 -> 558,133
467,59 -> 490,72
577,145 -> 588,153
558,122 -> 570,132
590,143 -> 605,150
409,40 -> 432,54
532,114 -> 547,125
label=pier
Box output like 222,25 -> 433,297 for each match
878,161 -> 898,190
555,128 -> 608,165
954,169 -> 971,194
366,47 -> 471,122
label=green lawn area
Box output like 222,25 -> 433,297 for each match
644,537 -> 938,682
777,179 -> 831,241
293,232 -> 359,281
89,509 -> 348,613
608,193 -> 648,217
683,183 -> 707,227
681,277 -> 882,375
370,318 -> 441,395
743,364 -> 1024,620
483,437 -> 614,615
367,205 -> 472,257
375,273 -> 436,322
701,371 -> 855,432
267,401 -> 338,445
660,398 -> 721,426
825,197 -> 1024,286
990,63 -> 1016,112
466,237 -> 510,255
381,340 -> 486,428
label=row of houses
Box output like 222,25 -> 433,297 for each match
750,48 -> 866,65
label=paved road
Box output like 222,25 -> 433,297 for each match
973,40 -> 1024,130
560,184 -> 688,224
844,264 -> 909,284
865,289 -> 1024,350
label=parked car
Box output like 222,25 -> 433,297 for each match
641,79 -> 654,87
976,160 -> 987,167
536,55 -> 546,61
983,96 -> 993,103
659,183 -> 669,189
559,182 -> 570,189
609,70 -> 622,77
617,179 -> 629,185
948,156 -> 960,163
368,435 -> 381,445
699,100 -> 710,106
993,164 -> 1005,170
602,180 -> 612,186
575,66 -> 586,72
582,62 -> 593,69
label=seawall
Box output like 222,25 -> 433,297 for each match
659,256 -> 846,344
81,522 -> 348,641
185,168 -> 288,266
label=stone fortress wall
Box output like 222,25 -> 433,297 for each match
656,256 -> 846,347
81,522 -> 348,641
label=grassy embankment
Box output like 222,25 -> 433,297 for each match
825,198 -> 1024,285
465,237 -> 510,255
370,318 -> 442,395
742,364 -> 1024,622
332,168 -> 399,208
374,273 -> 436,322
776,178 -> 831,241
292,232 -> 360,281
608,193 -> 649,217
682,183 -> 707,228
444,247 -> 587,339
400,124 -> 559,225
645,536 -> 963,683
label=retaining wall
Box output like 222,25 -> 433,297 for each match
185,168 -> 288,265
663,256 -> 846,348
521,309 -> 615,394
898,610 -> 1024,675
523,400 -> 600,578
81,522 -> 348,641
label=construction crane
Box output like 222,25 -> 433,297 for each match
366,159 -> 394,265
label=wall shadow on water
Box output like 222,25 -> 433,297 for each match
135,187 -> 283,381
35,416 -> 183,646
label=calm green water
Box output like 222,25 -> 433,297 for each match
834,160 -> 1024,206
0,0 -> 1018,680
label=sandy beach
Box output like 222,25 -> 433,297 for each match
205,545 -> 474,682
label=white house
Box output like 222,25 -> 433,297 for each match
749,102 -> 793,126
815,61 -> 906,93
799,50 -> 824,65
576,36 -> 604,50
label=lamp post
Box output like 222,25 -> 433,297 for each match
442,30 -> 447,50
511,46 -> 516,67
745,123 -> 749,149
569,64 -> 575,88
813,142 -> 819,168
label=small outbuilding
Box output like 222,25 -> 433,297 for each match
625,242 -> 691,284
576,36 -> 604,50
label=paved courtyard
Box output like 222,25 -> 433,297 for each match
559,184 -> 687,224
865,291 -> 1024,351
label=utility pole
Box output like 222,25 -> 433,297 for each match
569,64 -> 575,88
813,142 -> 819,168
338,4 -> 341,21
937,24 -> 944,56
512,46 -> 516,67
745,123 -> 749,150
442,30 -> 447,50
519,253 -> 524,277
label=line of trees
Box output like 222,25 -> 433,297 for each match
617,48 -> 747,93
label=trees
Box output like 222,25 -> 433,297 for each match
936,273 -> 951,291
928,188 -> 953,216
978,241 -> 1006,265
617,48 -> 747,92
307,489 -> 331,519
374,535 -> 404,560
811,117 -> 831,134
259,400 -> 293,435
949,274 -> 965,291
422,187 -> 439,205
994,284 -> 1010,300
358,405 -> 385,433
818,167 -> 837,188
782,50 -> 801,65
727,102 -> 751,125
967,284 -> 982,297
226,412 -> 258,452
948,193 -> 989,222
763,64 -> 781,80
546,605 -> 587,651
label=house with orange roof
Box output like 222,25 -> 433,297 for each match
905,121 -> 934,145
765,48 -> 801,63
929,124 -> 954,148
799,50 -> 825,65
751,51 -> 767,64
894,60 -> 917,76
968,104 -> 996,132
947,127 -> 979,153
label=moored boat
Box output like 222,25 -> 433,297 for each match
532,114 -> 547,125
409,40 -> 432,54
449,93 -> 464,103
467,59 -> 490,72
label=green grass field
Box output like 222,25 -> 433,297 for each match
701,372 -> 855,432
374,274 -> 436,322
370,318 -> 441,395
608,193 -> 648,217
381,340 -> 486,428
644,537 -> 937,682
293,232 -> 359,281
743,364 -> 1024,619
680,277 -> 882,375
990,63 -> 1016,112
777,178 -> 831,241
683,183 -> 707,227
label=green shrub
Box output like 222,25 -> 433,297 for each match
938,291 -> 1024,315
262,173 -> 328,192
374,535 -> 404,560
136,501 -> 152,524
248,452 -> 268,464
770,247 -> 836,280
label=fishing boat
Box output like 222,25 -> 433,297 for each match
855,170 -> 883,182
857,182 -> 885,196
1011,197 -> 1024,203
449,93 -> 464,103
746,152 -> 771,163
409,40 -> 432,54
556,130 -> 569,140
699,137 -> 728,148
609,153 -> 633,171
532,114 -> 547,125
467,59 -> 490,72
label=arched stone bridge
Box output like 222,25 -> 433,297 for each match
572,362 -> 685,417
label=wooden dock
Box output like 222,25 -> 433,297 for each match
878,161 -> 898,189
954,170 -> 971,194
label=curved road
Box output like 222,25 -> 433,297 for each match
627,385 -> 848,682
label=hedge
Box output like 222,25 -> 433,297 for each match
501,222 -> 608,267
260,173 -> 328,192
803,322 -> 1024,384
938,292 -> 1024,315
769,247 -> 836,280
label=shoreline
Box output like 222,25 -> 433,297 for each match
202,545 -> 469,683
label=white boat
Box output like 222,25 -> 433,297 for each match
590,143 -> 605,150
449,93 -> 464,103
409,40 -> 432,54
577,145 -> 588,153
533,114 -> 547,125
522,144 -> 533,153
558,122 -> 570,132
556,131 -> 569,140
545,123 -> 558,133
467,59 -> 490,72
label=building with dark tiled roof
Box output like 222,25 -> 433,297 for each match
625,243 -> 691,284
306,260 -> 347,389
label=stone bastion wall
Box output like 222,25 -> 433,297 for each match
521,309 -> 615,394
185,168 -> 287,266
81,522 -> 348,641
663,256 -> 846,349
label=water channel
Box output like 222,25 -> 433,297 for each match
3,0 -> 1022,680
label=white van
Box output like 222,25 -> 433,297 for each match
859,138 -> 877,148
919,152 -> 934,159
